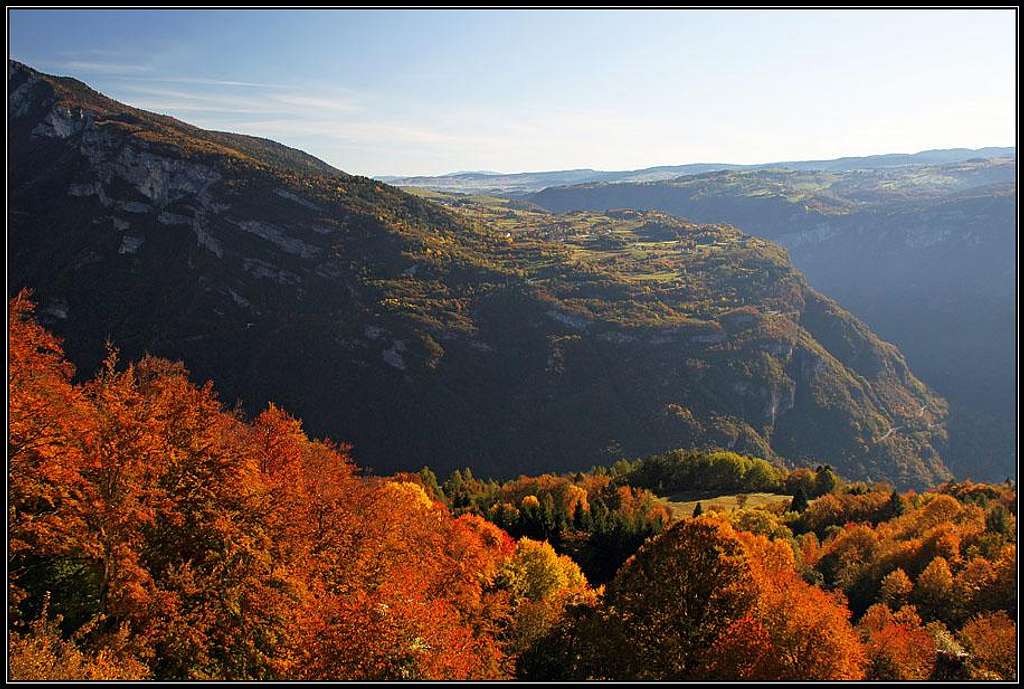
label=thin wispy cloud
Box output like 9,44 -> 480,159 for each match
217,117 -> 503,148
273,94 -> 360,113
115,75 -> 281,89
110,82 -> 361,117
45,58 -> 283,89
49,60 -> 152,74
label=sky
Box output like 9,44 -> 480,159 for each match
7,9 -> 1017,177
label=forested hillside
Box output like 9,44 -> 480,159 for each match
528,162 -> 1016,482
9,61 -> 951,487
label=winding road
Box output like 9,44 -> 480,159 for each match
874,404 -> 935,443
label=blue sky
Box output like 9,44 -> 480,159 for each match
8,9 -> 1017,177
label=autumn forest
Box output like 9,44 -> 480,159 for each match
7,293 -> 1017,680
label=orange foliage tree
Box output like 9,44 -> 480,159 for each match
857,604 -> 937,680
958,611 -> 1017,680
521,515 -> 866,680
8,292 -> 596,680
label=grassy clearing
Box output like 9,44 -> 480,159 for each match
660,491 -> 791,520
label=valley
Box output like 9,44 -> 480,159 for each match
516,162 -> 1016,482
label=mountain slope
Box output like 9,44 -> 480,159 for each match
379,147 -> 1015,195
8,61 -> 951,486
528,165 -> 1016,481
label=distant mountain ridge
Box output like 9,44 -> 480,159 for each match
379,147 -> 1016,194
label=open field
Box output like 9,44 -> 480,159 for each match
660,491 -> 792,520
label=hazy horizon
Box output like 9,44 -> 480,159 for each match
376,144 -> 1016,179
8,9 -> 1016,177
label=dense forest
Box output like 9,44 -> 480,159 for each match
8,293 -> 1016,680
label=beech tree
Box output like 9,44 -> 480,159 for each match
958,611 -> 1017,680
879,569 -> 914,609
858,604 -> 936,680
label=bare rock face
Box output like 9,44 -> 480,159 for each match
765,384 -> 796,427
229,220 -> 322,259
93,145 -> 222,205
8,71 -> 43,118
